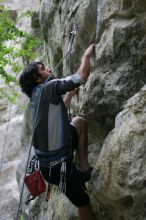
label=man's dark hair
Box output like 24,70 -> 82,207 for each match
19,61 -> 43,97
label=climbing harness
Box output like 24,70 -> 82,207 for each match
15,20 -> 78,220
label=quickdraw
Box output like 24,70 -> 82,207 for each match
68,21 -> 78,53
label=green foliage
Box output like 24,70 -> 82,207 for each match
20,213 -> 25,220
0,3 -> 41,103
21,10 -> 34,17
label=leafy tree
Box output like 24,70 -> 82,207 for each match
0,2 -> 40,103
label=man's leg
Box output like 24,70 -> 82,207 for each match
64,160 -> 95,220
78,203 -> 95,220
71,116 -> 89,171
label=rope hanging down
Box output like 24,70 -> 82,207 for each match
15,21 -> 78,220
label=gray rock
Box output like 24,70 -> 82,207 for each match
39,0 -> 146,148
92,85 -> 146,220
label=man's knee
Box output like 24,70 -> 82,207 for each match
71,116 -> 88,136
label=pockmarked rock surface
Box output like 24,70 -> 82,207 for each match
92,85 -> 146,220
0,102 -> 24,220
39,0 -> 146,147
0,161 -> 20,220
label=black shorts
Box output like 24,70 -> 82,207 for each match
40,125 -> 90,207
70,124 -> 78,152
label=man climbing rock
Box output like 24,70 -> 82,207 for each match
19,44 -> 95,220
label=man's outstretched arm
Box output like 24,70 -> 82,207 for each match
63,44 -> 95,108
48,44 -> 95,97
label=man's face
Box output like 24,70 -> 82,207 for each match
37,64 -> 54,82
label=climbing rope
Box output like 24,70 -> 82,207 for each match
15,20 -> 78,220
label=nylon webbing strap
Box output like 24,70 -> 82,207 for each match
35,146 -> 71,163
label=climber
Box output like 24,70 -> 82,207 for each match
19,44 -> 95,220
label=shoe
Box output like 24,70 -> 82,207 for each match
76,165 -> 93,183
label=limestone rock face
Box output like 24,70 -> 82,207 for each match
39,0 -> 146,147
92,85 -> 146,220
3,0 -> 40,32
0,161 -> 20,220
39,0 -> 97,76
0,100 -> 24,220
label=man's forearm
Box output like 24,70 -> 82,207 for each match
78,54 -> 90,81
78,44 -> 95,81
63,92 -> 73,109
